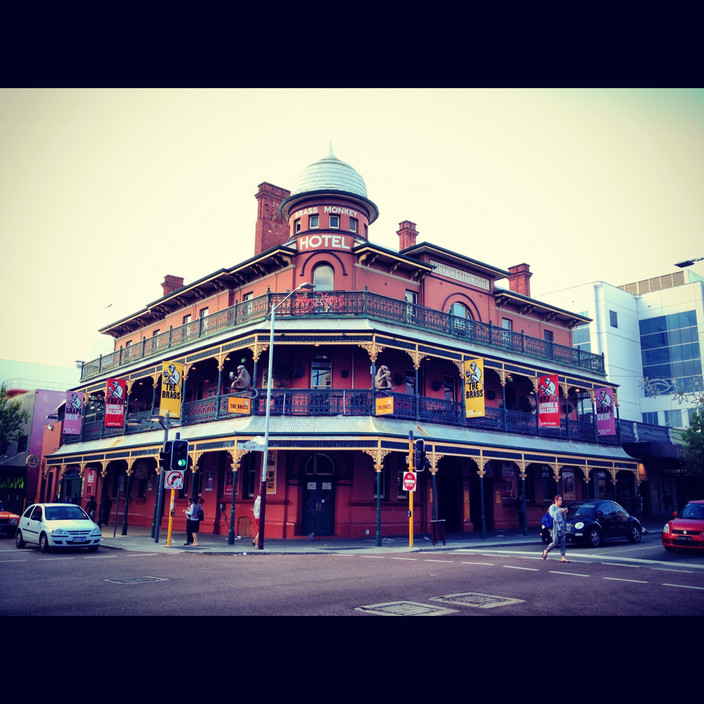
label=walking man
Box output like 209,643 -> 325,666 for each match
542,494 -> 569,562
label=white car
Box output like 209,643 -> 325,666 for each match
16,503 -> 102,553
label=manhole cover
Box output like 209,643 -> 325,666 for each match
355,601 -> 457,616
430,592 -> 524,609
103,576 -> 168,585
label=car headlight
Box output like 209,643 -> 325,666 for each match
90,528 -> 101,537
52,528 -> 69,536
575,522 -> 584,530
662,523 -> 670,534
10,518 -> 18,524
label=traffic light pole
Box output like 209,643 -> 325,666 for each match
153,412 -> 171,544
408,430 -> 414,548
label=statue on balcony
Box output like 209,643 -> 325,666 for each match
230,365 -> 252,392
375,365 -> 392,390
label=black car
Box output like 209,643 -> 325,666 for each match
565,499 -> 642,547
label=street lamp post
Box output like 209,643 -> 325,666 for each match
257,282 -> 315,549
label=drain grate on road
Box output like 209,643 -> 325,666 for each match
355,601 -> 457,616
430,592 -> 524,609
103,576 -> 169,585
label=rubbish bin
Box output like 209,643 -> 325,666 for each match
430,519 -> 446,546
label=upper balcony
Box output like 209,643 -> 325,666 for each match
64,386 -> 621,448
79,289 -> 604,382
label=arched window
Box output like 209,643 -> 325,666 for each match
449,302 -> 472,319
313,263 -> 334,291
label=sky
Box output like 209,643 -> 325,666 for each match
1,88 -> 703,370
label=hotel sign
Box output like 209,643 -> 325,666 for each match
429,260 -> 490,290
297,234 -> 353,251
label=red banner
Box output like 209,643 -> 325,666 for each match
595,387 -> 616,436
104,378 -> 127,428
538,374 -> 560,427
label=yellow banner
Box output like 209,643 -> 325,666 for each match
375,396 -> 394,415
228,396 -> 251,415
160,362 -> 183,417
464,358 -> 485,418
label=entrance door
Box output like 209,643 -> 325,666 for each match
302,453 -> 335,535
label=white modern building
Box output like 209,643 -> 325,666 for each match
540,268 -> 704,429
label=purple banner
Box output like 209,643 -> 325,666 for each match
595,387 -> 616,436
64,391 -> 84,435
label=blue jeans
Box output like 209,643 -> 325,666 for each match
545,529 -> 566,557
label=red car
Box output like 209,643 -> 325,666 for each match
662,500 -> 704,552
0,501 -> 20,538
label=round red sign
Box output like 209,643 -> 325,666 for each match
403,471 -> 417,492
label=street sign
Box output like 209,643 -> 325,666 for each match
242,440 -> 265,451
165,470 -> 184,490
403,471 -> 417,492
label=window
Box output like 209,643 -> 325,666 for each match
200,307 -> 210,333
450,302 -> 470,318
405,290 -> 417,322
329,214 -> 340,229
182,315 -> 191,325
313,263 -> 334,291
609,310 -> 618,328
640,310 -> 702,393
501,317 -> 513,344
294,218 -> 301,233
444,376 -> 455,402
152,329 -> 160,336
642,411 -> 659,424
544,330 -> 554,342
349,218 -> 358,233
310,214 -> 319,228
664,409 -> 683,428
406,370 -> 416,395
311,356 -> 332,388
572,324 -> 591,352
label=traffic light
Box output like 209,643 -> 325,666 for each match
170,439 -> 190,471
159,441 -> 172,469
414,439 -> 427,471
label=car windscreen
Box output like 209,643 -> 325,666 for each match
571,502 -> 597,517
681,504 -> 704,520
45,506 -> 89,521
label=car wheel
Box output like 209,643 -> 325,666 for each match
627,524 -> 642,543
39,533 -> 51,553
15,529 -> 25,548
587,526 -> 602,548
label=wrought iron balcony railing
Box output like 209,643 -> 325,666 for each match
80,290 -> 605,381
65,388 -> 619,447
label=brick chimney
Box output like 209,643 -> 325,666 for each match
508,263 -> 532,297
161,275 -> 184,297
254,182 -> 291,255
397,221 -> 418,250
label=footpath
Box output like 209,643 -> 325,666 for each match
99,521 -> 662,556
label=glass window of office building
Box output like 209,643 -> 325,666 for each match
640,310 -> 701,394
